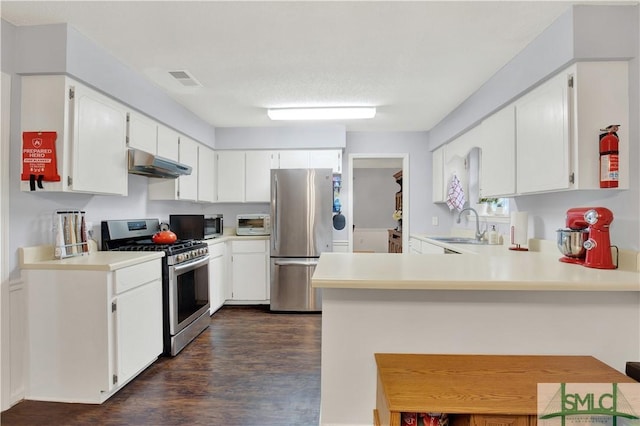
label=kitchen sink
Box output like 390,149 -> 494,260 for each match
429,237 -> 488,245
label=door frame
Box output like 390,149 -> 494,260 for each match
347,153 -> 409,253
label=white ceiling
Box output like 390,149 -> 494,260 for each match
1,1 -> 582,132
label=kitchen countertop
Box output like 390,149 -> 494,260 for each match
312,248 -> 640,292
20,245 -> 164,271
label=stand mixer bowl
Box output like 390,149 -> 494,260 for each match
556,229 -> 589,258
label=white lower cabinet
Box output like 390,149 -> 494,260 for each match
207,240 -> 227,314
24,258 -> 163,403
229,239 -> 269,303
409,237 -> 445,254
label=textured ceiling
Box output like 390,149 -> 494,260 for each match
1,1 -> 577,131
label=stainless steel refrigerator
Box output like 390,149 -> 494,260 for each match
270,168 -> 333,312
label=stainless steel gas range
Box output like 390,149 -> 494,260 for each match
102,218 -> 210,356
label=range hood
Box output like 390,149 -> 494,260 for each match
128,149 -> 192,179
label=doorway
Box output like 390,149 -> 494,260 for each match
348,154 -> 409,253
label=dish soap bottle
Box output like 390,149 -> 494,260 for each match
488,225 -> 500,245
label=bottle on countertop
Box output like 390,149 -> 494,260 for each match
488,225 -> 500,245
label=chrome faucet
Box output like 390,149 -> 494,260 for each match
457,207 -> 486,241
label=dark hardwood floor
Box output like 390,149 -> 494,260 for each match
1,306 -> 321,426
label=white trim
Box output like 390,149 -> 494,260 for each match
348,153 -> 410,253
1,72 -> 11,411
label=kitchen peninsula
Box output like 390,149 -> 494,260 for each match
312,246 -> 640,426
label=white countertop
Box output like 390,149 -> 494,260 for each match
20,245 -> 164,271
312,249 -> 640,292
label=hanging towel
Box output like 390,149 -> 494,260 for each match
446,175 -> 466,212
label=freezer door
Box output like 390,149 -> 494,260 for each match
270,258 -> 321,312
270,168 -> 333,257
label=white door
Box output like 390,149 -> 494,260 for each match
232,252 -> 267,300
70,83 -> 128,195
127,112 -> 157,154
479,104 -> 516,198
516,72 -> 570,194
245,151 -> 272,202
309,150 -> 342,173
277,150 -> 310,169
197,146 -> 216,203
156,125 -> 180,161
216,151 -> 245,202
177,137 -> 198,201
115,279 -> 163,385
431,146 -> 445,203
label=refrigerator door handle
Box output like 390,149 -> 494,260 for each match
272,173 -> 278,250
273,259 -> 319,267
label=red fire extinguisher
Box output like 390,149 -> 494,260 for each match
599,124 -> 620,188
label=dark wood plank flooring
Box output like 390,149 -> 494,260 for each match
1,306 -> 321,425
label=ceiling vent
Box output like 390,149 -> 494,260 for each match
168,70 -> 202,87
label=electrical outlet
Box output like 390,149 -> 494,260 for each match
432,216 -> 439,226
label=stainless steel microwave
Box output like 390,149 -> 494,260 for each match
169,214 -> 223,240
236,214 -> 270,236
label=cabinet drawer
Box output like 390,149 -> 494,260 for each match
114,259 -> 162,294
208,241 -> 226,257
231,240 -> 267,254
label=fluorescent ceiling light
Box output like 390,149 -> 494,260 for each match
267,107 -> 376,121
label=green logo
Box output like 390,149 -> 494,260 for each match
540,383 -> 639,426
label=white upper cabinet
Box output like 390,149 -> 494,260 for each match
516,61 -> 629,194
148,136 -> 200,202
215,150 -> 273,203
274,150 -> 342,173
126,111 -> 157,154
309,150 -> 342,173
276,150 -> 311,169
198,145 -> 216,203
431,146 -> 446,203
479,104 -> 516,198
245,151 -> 273,203
21,75 -> 128,195
216,151 -> 245,202
515,70 -> 570,194
156,125 -> 180,161
177,136 -> 199,201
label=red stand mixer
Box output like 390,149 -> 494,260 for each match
557,207 -> 617,269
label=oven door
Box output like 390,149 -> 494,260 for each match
168,255 -> 210,335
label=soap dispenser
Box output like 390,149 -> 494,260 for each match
488,225 -> 500,245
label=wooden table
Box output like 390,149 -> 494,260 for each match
374,354 -> 637,426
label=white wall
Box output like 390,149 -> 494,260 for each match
215,126 -> 346,149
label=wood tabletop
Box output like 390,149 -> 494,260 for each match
375,354 -> 636,415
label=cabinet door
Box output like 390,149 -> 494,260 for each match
216,151 -> 245,202
479,104 -> 516,198
156,125 -> 180,161
127,112 -> 157,154
309,150 -> 342,173
409,238 -> 422,254
432,146 -> 445,203
516,72 -> 570,194
198,145 -> 216,203
208,245 -> 227,314
70,83 -> 128,195
245,151 -> 272,202
277,150 -> 310,169
232,252 -> 268,300
177,136 -> 199,201
470,415 -> 530,426
115,278 -> 163,386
